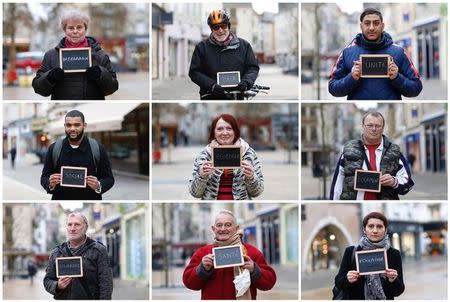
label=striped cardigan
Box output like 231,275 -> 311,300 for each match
189,139 -> 264,200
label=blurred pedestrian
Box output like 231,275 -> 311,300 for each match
334,212 -> 404,299
329,7 -> 422,100
43,212 -> 113,299
189,114 -> 264,200
407,153 -> 416,173
330,111 -> 413,200
32,10 -> 118,100
189,9 -> 259,100
40,110 -> 114,200
27,260 -> 37,285
9,146 -> 17,169
183,210 -> 276,299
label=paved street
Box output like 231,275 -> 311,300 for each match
152,264 -> 298,300
152,64 -> 299,100
301,167 -> 447,200
3,269 -> 149,299
152,146 -> 299,200
3,72 -> 149,100
301,255 -> 447,300
301,78 -> 447,100
3,159 -> 149,200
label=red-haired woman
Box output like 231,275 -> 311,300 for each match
189,114 -> 264,200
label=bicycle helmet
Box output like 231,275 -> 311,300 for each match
207,9 -> 231,27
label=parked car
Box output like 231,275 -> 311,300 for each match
15,51 -> 44,70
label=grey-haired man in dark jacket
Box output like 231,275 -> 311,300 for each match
44,212 -> 113,299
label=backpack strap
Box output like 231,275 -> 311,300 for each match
52,138 -> 100,173
88,138 -> 100,173
52,139 -> 63,168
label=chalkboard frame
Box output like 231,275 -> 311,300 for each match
59,47 -> 92,73
211,145 -> 242,169
212,245 -> 245,269
56,256 -> 83,278
60,166 -> 87,188
360,54 -> 391,78
217,71 -> 241,87
355,248 -> 388,275
354,169 -> 381,193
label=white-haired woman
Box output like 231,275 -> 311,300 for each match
32,10 -> 118,100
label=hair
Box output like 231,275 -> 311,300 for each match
66,212 -> 89,227
362,111 -> 385,128
60,10 -> 90,30
360,7 -> 383,22
363,211 -> 388,229
214,209 -> 237,225
65,110 -> 85,123
208,114 -> 240,144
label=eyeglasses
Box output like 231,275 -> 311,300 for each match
212,24 -> 228,31
364,124 -> 383,130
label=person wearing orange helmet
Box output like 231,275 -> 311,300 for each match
189,9 -> 259,100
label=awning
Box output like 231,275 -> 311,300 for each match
45,103 -> 140,135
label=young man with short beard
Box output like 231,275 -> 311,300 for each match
40,110 -> 114,199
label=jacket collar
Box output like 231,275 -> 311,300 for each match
56,36 -> 99,50
354,31 -> 393,50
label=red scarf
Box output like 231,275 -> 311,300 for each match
64,37 -> 89,48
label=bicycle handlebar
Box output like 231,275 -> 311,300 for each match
252,84 -> 270,90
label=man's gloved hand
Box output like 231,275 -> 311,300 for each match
236,81 -> 248,92
47,67 -> 64,84
212,83 -> 225,96
86,66 -> 101,81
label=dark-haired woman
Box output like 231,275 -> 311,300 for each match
334,211 -> 405,299
189,114 -> 264,200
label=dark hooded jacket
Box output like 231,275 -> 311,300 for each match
32,36 -> 118,100
43,237 -> 113,300
189,34 -> 259,99
329,32 -> 422,100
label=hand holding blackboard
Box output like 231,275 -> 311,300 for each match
212,146 -> 242,169
59,47 -> 92,73
355,249 -> 388,275
360,54 -> 391,78
56,256 -> 83,278
213,245 -> 244,269
60,166 -> 87,188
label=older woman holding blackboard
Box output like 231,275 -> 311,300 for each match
32,10 -> 118,100
189,113 -> 263,200
333,212 -> 404,300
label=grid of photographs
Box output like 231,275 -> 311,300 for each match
1,1 -> 449,301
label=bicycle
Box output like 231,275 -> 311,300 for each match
201,84 -> 270,100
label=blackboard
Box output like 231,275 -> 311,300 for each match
60,166 -> 87,188
355,249 -> 388,275
217,71 -> 241,87
212,146 -> 242,169
56,256 -> 83,278
354,169 -> 381,192
213,245 -> 244,269
59,47 -> 92,73
360,54 -> 390,78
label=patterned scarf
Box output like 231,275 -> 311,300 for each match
358,234 -> 390,300
214,229 -> 252,300
209,32 -> 235,47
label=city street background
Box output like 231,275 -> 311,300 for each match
152,3 -> 298,100
3,3 -> 149,100
301,3 -> 447,100
153,146 -> 298,200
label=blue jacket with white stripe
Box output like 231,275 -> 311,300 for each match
329,32 -> 422,100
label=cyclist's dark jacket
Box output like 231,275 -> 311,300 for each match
329,32 -> 422,100
189,35 -> 259,99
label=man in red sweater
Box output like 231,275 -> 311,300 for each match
182,210 -> 276,299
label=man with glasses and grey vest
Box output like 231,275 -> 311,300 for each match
40,110 -> 114,200
330,111 -> 413,200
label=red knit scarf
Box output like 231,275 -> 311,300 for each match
64,37 -> 89,48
